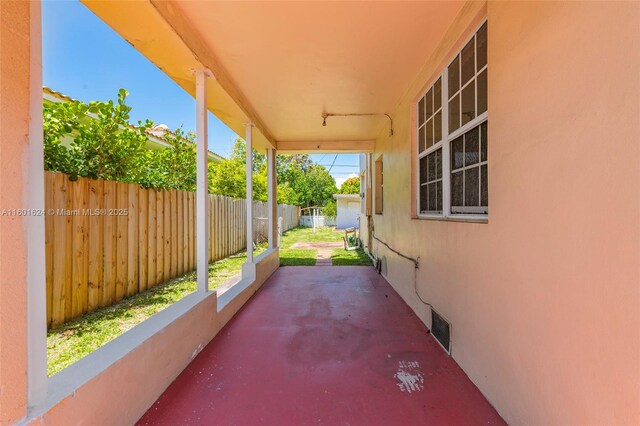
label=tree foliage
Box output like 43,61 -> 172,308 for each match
43,89 -> 338,206
339,176 -> 360,194
44,89 -> 199,191
44,89 -> 152,182
209,140 -> 337,207
322,200 -> 337,218
276,154 -> 338,207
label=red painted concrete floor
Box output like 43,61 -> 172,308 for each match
138,266 -> 505,426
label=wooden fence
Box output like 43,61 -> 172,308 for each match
45,171 -> 299,328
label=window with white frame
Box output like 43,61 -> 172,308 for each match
417,21 -> 487,217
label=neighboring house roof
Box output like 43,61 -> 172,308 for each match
43,86 -> 225,162
333,194 -> 360,200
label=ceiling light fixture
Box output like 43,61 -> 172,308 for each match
321,112 -> 394,136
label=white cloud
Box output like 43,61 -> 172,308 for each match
334,173 -> 358,188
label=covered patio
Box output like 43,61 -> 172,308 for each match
138,266 -> 504,425
2,0 -> 639,425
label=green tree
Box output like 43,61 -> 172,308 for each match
210,147 -> 338,206
44,89 -> 152,182
339,176 -> 360,194
276,181 -> 297,205
322,199 -> 337,218
275,154 -> 337,207
297,165 -> 338,207
43,89 -> 338,207
208,138 -> 267,201
131,128 -> 197,191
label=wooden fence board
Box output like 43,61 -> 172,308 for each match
45,172 -> 300,327
214,196 -> 218,260
209,195 -> 216,262
182,190 -> 189,273
163,190 -> 171,279
237,200 -> 241,252
147,189 -> 157,289
156,190 -> 164,285
50,173 -> 68,327
230,199 -> 235,254
138,187 -> 148,292
224,197 -> 228,258
45,173 -> 54,326
177,191 -> 184,275
63,177 -> 74,320
103,180 -> 117,307
73,178 -> 89,318
87,179 -> 103,312
171,190 -> 178,277
188,192 -> 194,271
116,182 -> 128,302
127,183 -> 139,297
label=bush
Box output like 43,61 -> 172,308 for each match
44,89 -> 199,191
322,199 -> 337,218
44,89 -> 152,183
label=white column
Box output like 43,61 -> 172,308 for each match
267,147 -> 277,249
27,0 -> 47,406
195,70 -> 209,292
245,123 -> 254,263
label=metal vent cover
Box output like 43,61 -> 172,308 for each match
431,308 -> 451,354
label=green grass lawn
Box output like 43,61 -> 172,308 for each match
278,226 -> 342,266
47,251 -> 252,376
331,248 -> 372,266
278,227 -> 372,267
279,226 -> 343,248
279,248 -> 318,266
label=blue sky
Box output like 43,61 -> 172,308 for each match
42,0 -> 360,186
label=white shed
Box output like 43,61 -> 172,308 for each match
333,194 -> 361,229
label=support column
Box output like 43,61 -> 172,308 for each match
267,147 -> 278,249
27,0 -> 47,408
245,123 -> 254,263
195,70 -> 209,293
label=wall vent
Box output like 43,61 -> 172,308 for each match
431,309 -> 451,354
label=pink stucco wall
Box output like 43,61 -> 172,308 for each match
365,1 -> 640,424
0,1 -> 31,423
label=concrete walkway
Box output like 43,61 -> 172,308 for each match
137,266 -> 505,426
315,248 -> 333,266
290,242 -> 343,266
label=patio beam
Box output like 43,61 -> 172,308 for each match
267,147 -> 278,249
195,69 -> 210,293
276,140 -> 375,153
245,123 -> 254,263
149,0 -> 276,148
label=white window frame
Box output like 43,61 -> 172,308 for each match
415,19 -> 488,221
